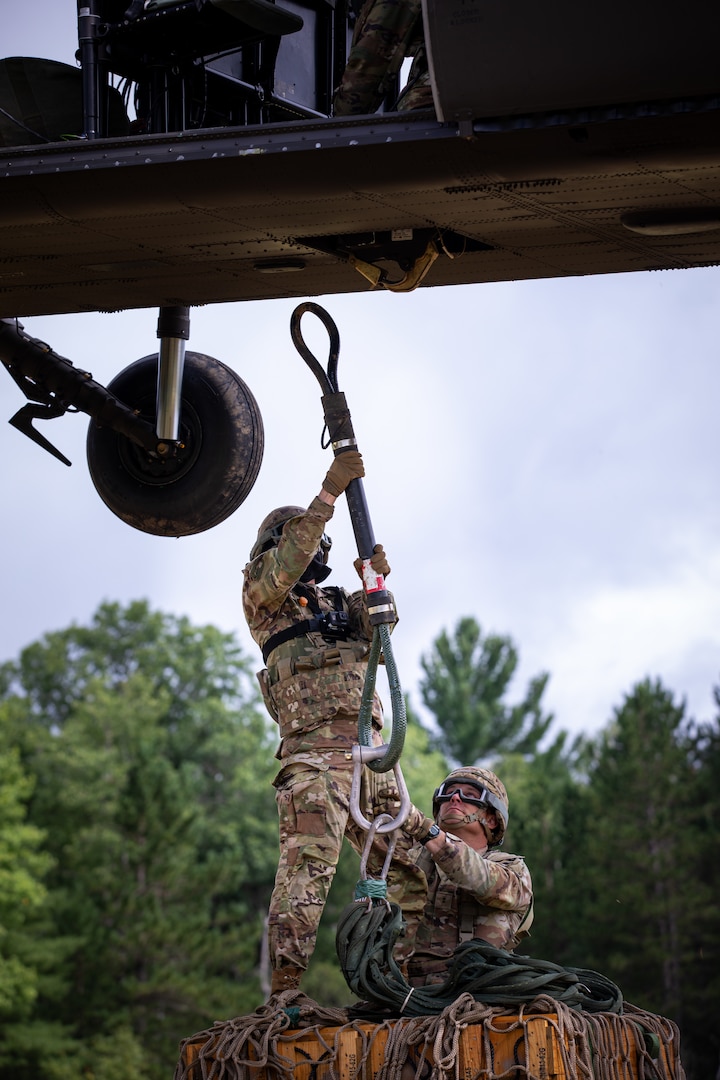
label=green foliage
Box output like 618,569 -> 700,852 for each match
419,616 -> 553,764
0,601 -> 278,1080
6,599 -> 251,733
678,694 -> 720,1080
496,732 -> 591,963
393,697 -> 449,814
0,719 -> 52,1023
569,680 -> 695,1011
417,623 -> 720,1079
0,1021 -> 151,1080
1,601 -> 718,1080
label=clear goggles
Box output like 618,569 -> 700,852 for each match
434,781 -> 489,810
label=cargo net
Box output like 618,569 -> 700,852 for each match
175,991 -> 685,1080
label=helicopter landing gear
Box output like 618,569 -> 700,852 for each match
86,350 -> 264,537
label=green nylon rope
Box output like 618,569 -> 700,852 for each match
336,898 -> 623,1019
354,879 -> 388,900
357,623 -> 407,772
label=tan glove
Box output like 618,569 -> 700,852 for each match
322,450 -> 365,498
354,543 -> 390,580
403,804 -> 436,842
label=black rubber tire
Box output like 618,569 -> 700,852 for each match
86,351 -> 264,536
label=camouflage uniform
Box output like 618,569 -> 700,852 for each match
243,496 -> 426,976
388,833 -> 534,987
333,0 -> 433,115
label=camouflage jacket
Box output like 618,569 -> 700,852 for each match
242,497 -> 394,752
406,836 -> 534,984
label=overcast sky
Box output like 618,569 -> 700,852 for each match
3,4 -> 719,747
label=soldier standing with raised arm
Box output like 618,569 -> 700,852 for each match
243,450 -> 426,996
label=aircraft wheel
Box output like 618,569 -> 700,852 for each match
86,352 -> 264,536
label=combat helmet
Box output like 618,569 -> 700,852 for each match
433,766 -> 509,847
250,506 -> 306,560
249,505 -> 333,582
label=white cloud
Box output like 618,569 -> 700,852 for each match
533,535 -> 720,732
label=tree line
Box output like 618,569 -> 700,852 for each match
0,602 -> 717,1079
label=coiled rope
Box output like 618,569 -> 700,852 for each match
336,899 -> 623,1020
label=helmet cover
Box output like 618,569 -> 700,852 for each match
433,766 -> 509,847
250,507 -> 333,582
249,506 -> 306,561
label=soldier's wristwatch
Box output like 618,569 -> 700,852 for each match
418,823 -> 441,845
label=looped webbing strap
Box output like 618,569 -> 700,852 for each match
357,623 -> 406,772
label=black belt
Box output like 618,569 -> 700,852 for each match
262,619 -> 332,664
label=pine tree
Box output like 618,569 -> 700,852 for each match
571,680 -> 696,1018
497,732 -> 590,964
676,684 -> 720,1079
419,616 -> 553,763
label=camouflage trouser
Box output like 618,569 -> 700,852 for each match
394,41 -> 433,112
333,0 -> 431,116
268,755 -> 427,973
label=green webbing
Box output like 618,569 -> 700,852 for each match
336,899 -> 623,1019
358,623 -> 407,771
337,899 -> 407,994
